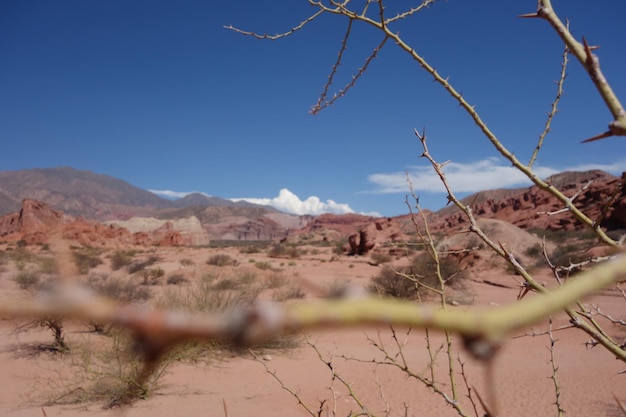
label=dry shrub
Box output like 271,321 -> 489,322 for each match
166,274 -> 189,285
109,250 -> 138,271
254,261 -> 272,270
38,330 -> 170,407
265,272 -> 289,289
206,253 -> 237,267
268,243 -> 301,259
272,285 -> 306,301
87,273 -> 151,303
72,249 -> 103,274
141,268 -> 165,285
14,317 -> 68,353
179,258 -> 195,266
127,255 -> 160,274
13,273 -> 68,351
369,250 -> 392,265
369,252 -> 466,299
14,270 -> 43,291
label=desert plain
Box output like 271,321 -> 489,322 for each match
0,235 -> 624,417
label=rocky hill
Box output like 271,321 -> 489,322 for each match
0,199 -> 197,247
430,170 -> 626,232
0,167 -> 169,219
0,167 -> 623,250
0,167 -> 274,221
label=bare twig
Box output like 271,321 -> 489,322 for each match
529,33 -> 569,168
547,318 -> 565,417
526,1 -> 626,140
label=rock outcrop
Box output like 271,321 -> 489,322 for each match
345,217 -> 408,255
105,216 -> 209,246
0,199 -> 197,247
433,171 -> 626,232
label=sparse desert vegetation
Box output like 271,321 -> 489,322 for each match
1,1 -> 626,417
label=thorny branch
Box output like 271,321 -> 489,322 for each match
2,246 -> 625,360
547,318 -> 565,417
229,0 -> 623,246
415,128 -> 626,362
521,0 -> 626,141
528,33 -> 569,168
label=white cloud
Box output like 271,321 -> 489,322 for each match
367,157 -> 626,194
149,189 -> 209,199
231,188 -> 357,216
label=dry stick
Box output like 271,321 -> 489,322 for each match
522,0 -> 626,140
235,1 -> 621,246
373,374 -> 391,417
224,9 -> 324,40
547,318 -> 565,417
529,32 -> 569,168
594,174 -> 626,234
229,1 -> 621,245
314,17 -> 354,110
306,0 -> 618,246
411,195 -> 459,402
537,179 -> 594,216
403,188 -> 445,389
415,129 -> 626,362
386,0 -> 440,24
367,336 -> 471,417
307,340 -> 376,417
2,249 -> 626,358
250,350 -> 320,417
457,355 -> 481,417
311,35 -> 389,114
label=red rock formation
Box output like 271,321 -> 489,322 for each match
0,199 -> 185,247
433,171 -> 626,232
345,217 -> 408,255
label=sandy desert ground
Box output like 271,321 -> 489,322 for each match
0,243 -> 624,417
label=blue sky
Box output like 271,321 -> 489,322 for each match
2,1 -> 625,217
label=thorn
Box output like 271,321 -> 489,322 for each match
470,193 -> 479,207
580,37 -> 600,51
223,398 -> 230,417
517,283 -> 531,301
518,12 -> 540,18
582,37 -> 594,65
473,386 -> 496,417
581,130 -> 613,143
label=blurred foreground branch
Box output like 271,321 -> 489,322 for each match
2,252 -> 625,362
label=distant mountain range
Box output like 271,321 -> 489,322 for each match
0,167 -> 624,243
0,167 -> 272,221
